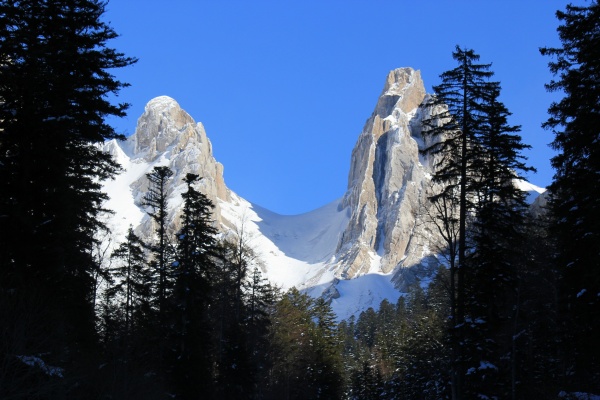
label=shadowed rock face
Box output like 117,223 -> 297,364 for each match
336,67 -> 442,279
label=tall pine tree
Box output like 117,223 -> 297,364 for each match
0,0 -> 135,397
541,1 -> 600,393
421,46 -> 536,399
109,226 -> 151,339
420,46 -> 494,400
143,166 -> 174,321
170,173 -> 217,399
462,83 -> 534,399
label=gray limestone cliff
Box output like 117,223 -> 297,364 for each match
128,96 -> 230,236
334,67 -> 443,283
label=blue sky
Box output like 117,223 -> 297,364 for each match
104,0 -> 579,215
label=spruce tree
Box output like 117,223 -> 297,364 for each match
170,173 -> 217,399
421,45 -> 494,321
246,266 -> 276,395
109,226 -> 151,338
422,47 -> 536,399
311,297 -> 344,399
268,288 -> 318,399
541,1 -> 600,392
420,46 -> 494,399
462,84 -> 534,398
143,166 -> 174,320
213,241 -> 262,398
0,0 -> 135,396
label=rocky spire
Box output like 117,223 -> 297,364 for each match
124,96 -> 230,243
335,68 -> 441,281
130,96 -> 229,202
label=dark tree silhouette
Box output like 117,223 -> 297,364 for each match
0,0 -> 135,397
541,1 -> 600,393
420,46 -> 494,400
143,166 -> 174,321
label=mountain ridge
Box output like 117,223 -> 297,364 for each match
101,67 -> 546,320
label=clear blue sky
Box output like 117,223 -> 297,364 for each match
103,0 -> 579,215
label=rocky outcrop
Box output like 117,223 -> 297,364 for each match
131,96 -> 228,200
529,190 -> 550,218
335,68 -> 443,280
121,96 -> 230,240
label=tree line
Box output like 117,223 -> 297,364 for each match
0,0 -> 598,399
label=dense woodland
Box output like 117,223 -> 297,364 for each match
0,1 -> 599,399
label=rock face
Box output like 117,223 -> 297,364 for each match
131,96 -> 229,204
102,96 -> 230,245
335,68 -> 441,280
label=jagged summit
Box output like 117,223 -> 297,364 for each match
146,95 -> 180,109
132,95 -> 197,160
375,68 -> 426,118
101,68 -> 442,319
337,66 -> 440,285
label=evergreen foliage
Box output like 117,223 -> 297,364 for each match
267,288 -> 344,400
421,46 -> 537,399
143,166 -> 175,320
462,84 -> 534,400
0,0 -> 135,397
421,46 -> 494,326
169,173 -> 218,399
541,1 -> 600,392
109,226 -> 152,338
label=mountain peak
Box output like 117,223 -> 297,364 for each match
376,67 -> 425,117
146,95 -> 180,112
132,96 -> 196,160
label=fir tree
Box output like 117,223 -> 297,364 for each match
541,1 -> 600,392
0,0 -> 135,397
267,288 -> 313,399
420,46 -> 494,400
245,266 -> 276,397
170,173 -> 217,399
311,297 -> 344,399
109,226 -> 151,338
143,166 -> 174,320
462,83 -> 534,399
421,46 -> 537,399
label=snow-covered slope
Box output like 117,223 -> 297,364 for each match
514,179 -> 547,203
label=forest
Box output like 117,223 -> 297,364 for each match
0,1 -> 598,399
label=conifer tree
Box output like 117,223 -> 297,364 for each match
311,297 -> 344,399
461,83 -> 534,399
420,46 -> 494,399
143,166 -> 174,320
349,361 -> 385,400
541,1 -> 600,392
0,0 -> 135,396
422,46 -> 536,399
268,288 -> 320,399
170,173 -> 217,399
109,226 -> 151,338
246,266 -> 276,394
